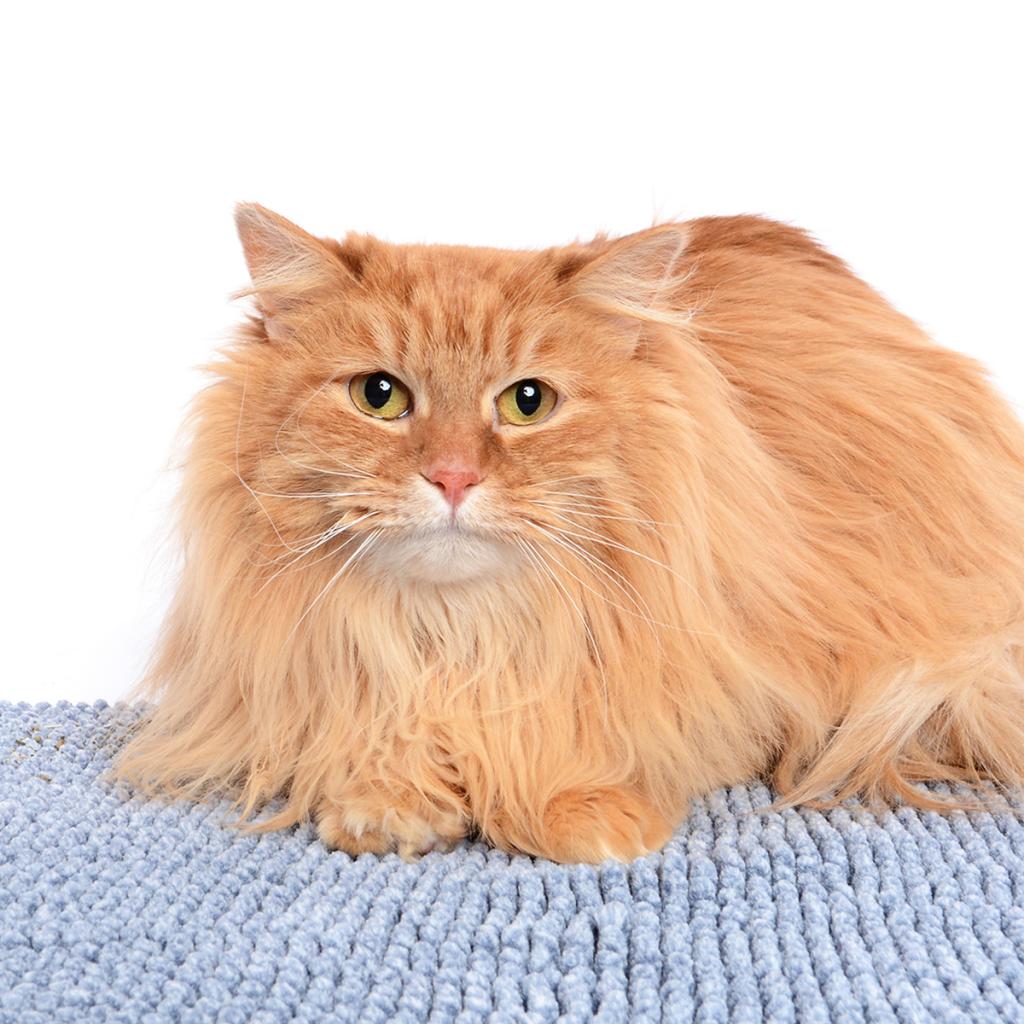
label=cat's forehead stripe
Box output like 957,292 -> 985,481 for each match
379,274 -> 532,377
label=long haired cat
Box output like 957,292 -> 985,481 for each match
116,204 -> 1024,862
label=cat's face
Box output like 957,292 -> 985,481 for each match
230,205 -> 689,586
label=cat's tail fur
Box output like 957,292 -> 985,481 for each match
775,632 -> 1024,810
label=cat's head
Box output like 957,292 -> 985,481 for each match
223,204 -> 691,587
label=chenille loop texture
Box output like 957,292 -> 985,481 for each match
4,702 -> 1024,1022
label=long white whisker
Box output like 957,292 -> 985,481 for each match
285,530 -> 381,645
529,519 -> 727,647
536,510 -> 711,615
257,511 -> 379,592
515,536 -> 609,718
258,531 -> 359,592
527,520 -> 668,636
293,382 -> 376,478
528,474 -> 599,488
232,377 -> 307,553
529,530 -> 677,674
247,488 -> 374,501
274,449 -> 372,481
275,377 -> 375,480
539,490 -> 662,516
534,500 -> 666,530
253,506 -> 380,567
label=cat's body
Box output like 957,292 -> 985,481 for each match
117,207 -> 1024,862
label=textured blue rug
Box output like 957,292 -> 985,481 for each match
3,703 -> 1024,1022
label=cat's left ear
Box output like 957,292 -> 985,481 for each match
234,203 -> 357,340
563,224 -> 691,324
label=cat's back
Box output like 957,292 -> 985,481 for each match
676,213 -> 1020,462
676,214 -> 1024,640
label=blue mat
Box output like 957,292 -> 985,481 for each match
3,702 -> 1024,1022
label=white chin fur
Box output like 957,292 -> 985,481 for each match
365,527 -> 514,584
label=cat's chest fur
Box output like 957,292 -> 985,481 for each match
338,578 -> 589,712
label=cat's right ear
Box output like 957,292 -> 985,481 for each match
234,203 -> 356,340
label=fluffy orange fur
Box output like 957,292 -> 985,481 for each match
116,205 -> 1024,863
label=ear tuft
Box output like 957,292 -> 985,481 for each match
332,238 -> 368,281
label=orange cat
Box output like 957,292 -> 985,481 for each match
116,205 -> 1024,862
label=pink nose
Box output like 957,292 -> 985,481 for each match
424,463 -> 482,509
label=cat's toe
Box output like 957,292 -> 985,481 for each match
317,802 -> 465,860
530,786 -> 674,863
317,811 -> 396,856
396,832 -> 459,860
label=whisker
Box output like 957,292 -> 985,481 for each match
246,488 -> 374,501
535,511 -> 712,615
257,511 -> 379,592
285,529 -> 381,645
274,449 -> 373,482
273,440 -> 373,481
539,490 -> 661,516
293,382 -> 376,478
514,536 -> 609,716
527,519 -> 668,634
527,526 -> 683,672
232,377 -> 307,554
275,377 -> 375,480
528,517 -> 728,644
528,474 -> 600,488
534,500 -> 667,530
258,531 -> 359,592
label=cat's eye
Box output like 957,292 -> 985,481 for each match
349,371 -> 411,420
496,379 -> 557,426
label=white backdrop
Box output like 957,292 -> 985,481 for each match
1,2 -> 1021,703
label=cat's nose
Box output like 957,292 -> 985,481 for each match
422,462 -> 482,510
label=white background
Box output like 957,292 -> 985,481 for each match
1,3 -> 1020,704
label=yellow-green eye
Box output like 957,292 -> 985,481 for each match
349,371 -> 411,420
497,379 -> 557,426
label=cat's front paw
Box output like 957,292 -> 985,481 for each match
519,786 -> 674,863
317,799 -> 466,861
